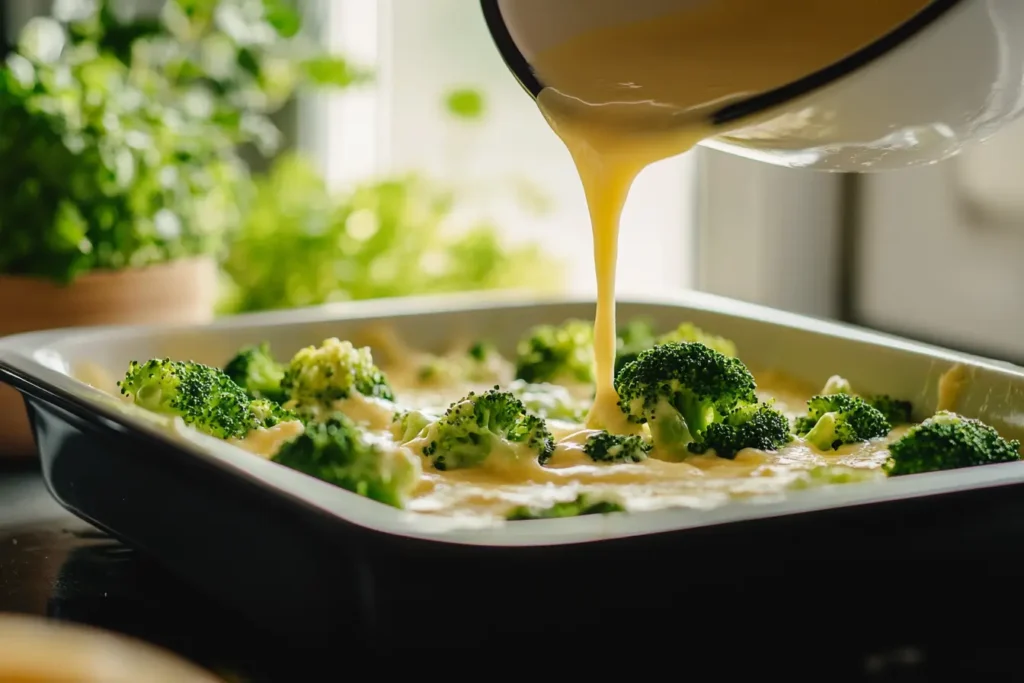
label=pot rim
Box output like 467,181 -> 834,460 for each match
0,255 -> 216,287
479,0 -> 967,127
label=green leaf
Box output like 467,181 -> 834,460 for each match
300,56 -> 368,88
444,87 -> 485,120
262,0 -> 302,38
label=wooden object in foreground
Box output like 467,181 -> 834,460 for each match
0,257 -> 218,459
0,612 -> 223,682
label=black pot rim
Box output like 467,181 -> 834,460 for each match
479,0 -> 966,126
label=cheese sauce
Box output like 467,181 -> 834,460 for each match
392,371 -> 900,519
529,0 -> 930,432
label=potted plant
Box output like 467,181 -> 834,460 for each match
0,0 -> 561,456
0,0 -> 356,455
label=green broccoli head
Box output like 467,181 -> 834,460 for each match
883,411 -> 1021,477
118,359 -> 296,439
249,398 -> 298,429
793,394 -> 891,451
416,339 -> 507,386
688,400 -> 792,459
421,386 -> 556,471
583,432 -> 651,464
514,319 -> 595,385
865,395 -> 913,425
273,413 -> 421,508
223,342 -> 287,403
816,375 -> 913,426
614,320 -> 737,376
614,341 -> 757,453
391,408 -> 437,444
506,493 -> 626,520
507,379 -> 589,423
821,375 -> 853,395
416,357 -> 458,385
281,338 -> 394,409
467,340 -> 495,362
793,393 -> 891,451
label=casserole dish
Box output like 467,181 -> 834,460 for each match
2,291 -> 1024,658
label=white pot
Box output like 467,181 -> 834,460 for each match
482,0 -> 1024,171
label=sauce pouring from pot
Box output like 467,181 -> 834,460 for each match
481,0 -> 1022,433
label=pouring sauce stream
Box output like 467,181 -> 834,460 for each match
530,0 -> 931,431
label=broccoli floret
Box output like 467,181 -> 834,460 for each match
249,398 -> 296,429
461,340 -> 509,382
416,358 -> 455,384
821,375 -> 853,395
421,387 -> 555,470
688,401 -> 792,459
118,359 -> 295,439
583,432 -> 651,463
468,340 -> 495,362
273,413 -> 420,508
506,493 -> 625,520
514,319 -> 595,385
884,411 -> 1021,476
282,338 -> 394,410
415,340 -> 508,385
223,342 -> 287,403
817,375 -> 913,426
507,379 -> 589,423
793,394 -> 891,451
818,375 -> 913,426
614,320 -> 737,376
391,408 -> 436,443
614,342 -> 757,453
865,395 -> 913,425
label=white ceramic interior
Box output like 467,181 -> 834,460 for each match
3,291 -> 1024,546
494,0 -> 1024,171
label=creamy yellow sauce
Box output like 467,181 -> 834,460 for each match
229,419 -> 305,458
90,340 -> 908,520
378,367 -> 897,520
531,0 -> 930,433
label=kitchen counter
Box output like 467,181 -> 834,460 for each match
0,460 -> 302,682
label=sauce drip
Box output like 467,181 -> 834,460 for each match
530,0 -> 930,432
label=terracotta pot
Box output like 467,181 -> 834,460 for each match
0,257 -> 218,459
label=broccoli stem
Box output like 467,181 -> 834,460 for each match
675,393 -> 715,438
803,412 -> 841,451
650,400 -> 694,453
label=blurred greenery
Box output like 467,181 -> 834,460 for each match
217,154 -> 562,314
0,0 -> 562,311
444,86 -> 485,120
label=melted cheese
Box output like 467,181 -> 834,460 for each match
229,419 -> 305,458
531,0 -> 930,433
388,370 -> 897,520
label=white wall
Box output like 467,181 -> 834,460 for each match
855,117 -> 1024,360
374,0 -> 697,297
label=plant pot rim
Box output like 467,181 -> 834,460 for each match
0,256 -> 217,287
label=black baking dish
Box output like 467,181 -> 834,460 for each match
3,292 -> 1024,662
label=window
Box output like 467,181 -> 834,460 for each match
6,0 -> 851,321
853,118 -> 1024,362
303,0 -> 699,297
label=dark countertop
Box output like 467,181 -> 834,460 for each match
0,460 -> 293,682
